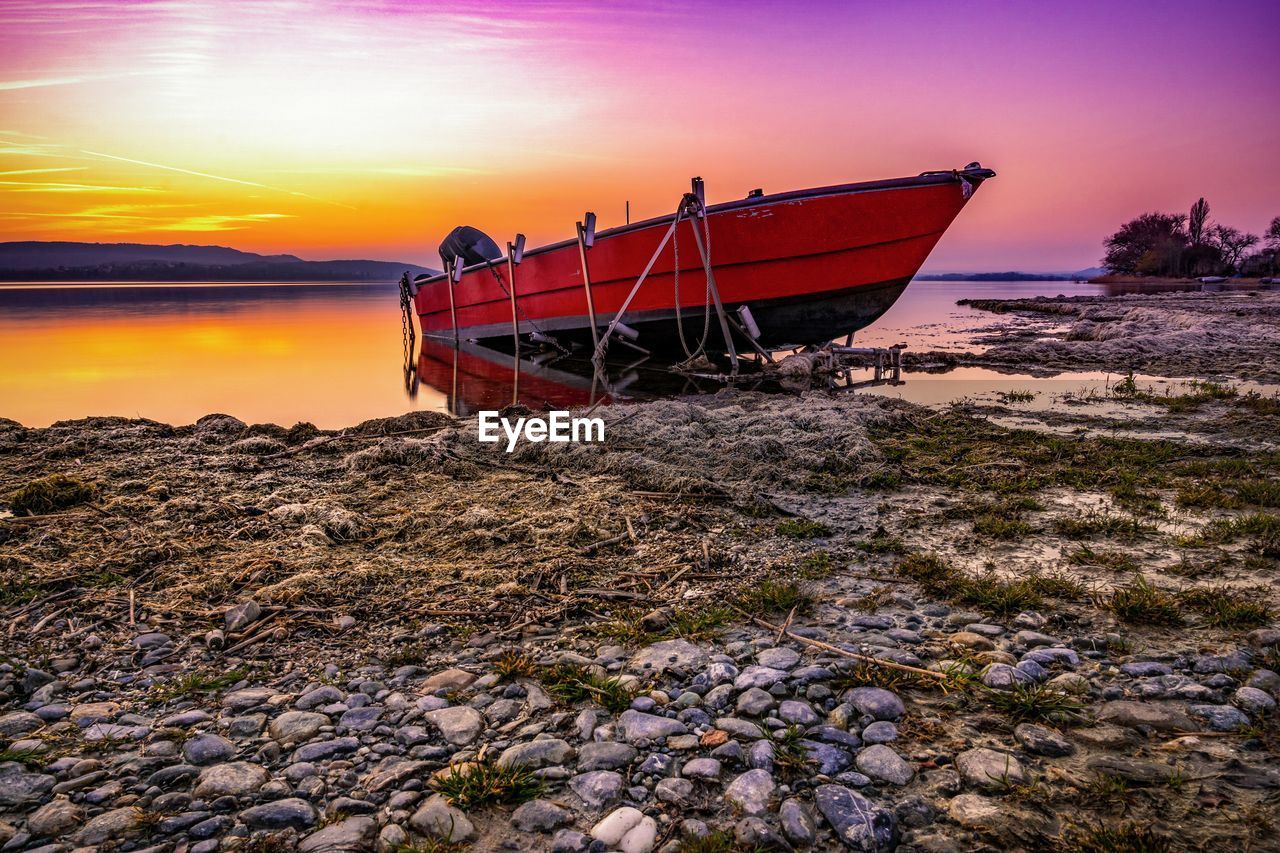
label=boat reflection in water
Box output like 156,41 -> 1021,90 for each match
407,337 -> 904,417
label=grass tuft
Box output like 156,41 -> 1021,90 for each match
0,748 -> 46,769
736,578 -> 815,615
1106,576 -> 1184,626
1178,585 -> 1272,628
150,669 -> 249,703
1052,511 -> 1154,540
983,682 -> 1085,723
855,534 -> 909,555
776,518 -> 832,539
896,553 -> 1081,617
432,759 -> 544,810
537,663 -> 634,712
761,722 -> 815,781
493,650 -> 537,682
1067,545 -> 1140,573
1060,819 -> 1170,853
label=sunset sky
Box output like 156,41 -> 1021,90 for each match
1,0 -> 1276,271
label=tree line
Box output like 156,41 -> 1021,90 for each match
1103,199 -> 1279,277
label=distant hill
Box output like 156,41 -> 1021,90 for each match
0,241 -> 436,282
916,269 -> 1103,282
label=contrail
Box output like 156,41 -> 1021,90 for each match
80,149 -> 357,210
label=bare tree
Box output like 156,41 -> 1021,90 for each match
1267,216 -> 1280,252
1212,225 -> 1260,272
1189,197 -> 1210,245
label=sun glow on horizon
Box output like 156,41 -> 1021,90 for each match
1,0 -> 1277,270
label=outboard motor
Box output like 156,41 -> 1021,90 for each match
439,225 -> 503,270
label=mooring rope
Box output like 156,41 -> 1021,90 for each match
672,196 -> 715,362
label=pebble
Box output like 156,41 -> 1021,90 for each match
955,748 -> 1027,790
724,768 -> 776,816
814,784 -> 897,851
855,744 -> 914,785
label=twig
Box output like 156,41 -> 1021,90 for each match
774,606 -> 797,644
655,566 -> 690,594
732,607 -> 948,681
581,532 -> 630,555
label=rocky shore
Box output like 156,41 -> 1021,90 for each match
3,293 -> 1280,852
904,289 -> 1280,382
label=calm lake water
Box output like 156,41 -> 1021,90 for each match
0,279 -> 1202,428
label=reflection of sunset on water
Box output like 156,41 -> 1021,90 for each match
0,284 -> 447,427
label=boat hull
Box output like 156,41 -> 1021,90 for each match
413,167 -> 992,350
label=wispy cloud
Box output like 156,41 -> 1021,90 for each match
0,166 -> 86,176
0,71 -> 153,91
268,165 -> 484,177
154,213 -> 293,232
81,150 -> 356,209
0,180 -> 162,193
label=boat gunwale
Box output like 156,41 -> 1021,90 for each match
413,169 -> 988,288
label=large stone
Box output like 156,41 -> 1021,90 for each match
0,762 -> 55,807
1014,723 -> 1074,757
361,757 -> 430,793
193,761 -> 270,798
497,737 -> 574,769
736,687 -> 776,716
955,748 -> 1026,790
421,667 -> 477,693
570,770 -> 624,808
295,685 -> 344,710
733,666 -> 789,690
1098,700 -> 1196,732
424,706 -> 485,746
855,744 -> 914,786
779,798 -> 817,847
512,799 -> 571,833
591,807 -> 658,853
578,741 -> 637,771
845,687 -> 904,721
629,640 -> 708,674
981,663 -> 1034,689
778,699 -> 821,726
1189,704 -> 1250,731
240,797 -> 318,830
299,815 -> 377,853
757,647 -> 801,670
69,701 -> 119,726
617,709 -> 688,744
814,784 -> 897,851
681,757 -> 721,779
183,732 -> 236,765
0,711 -> 43,737
1235,686 -> 1277,716
26,796 -> 83,837
223,686 -> 275,711
724,768 -> 776,816
74,807 -> 141,845
269,710 -> 328,746
410,794 -> 474,842
293,736 -> 359,762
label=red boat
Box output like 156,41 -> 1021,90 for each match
410,164 -> 995,353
